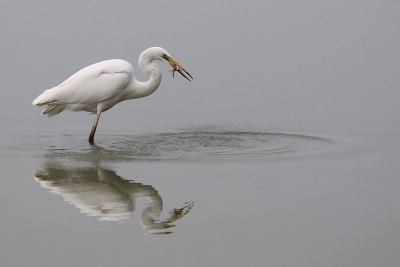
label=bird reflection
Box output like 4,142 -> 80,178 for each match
34,163 -> 193,235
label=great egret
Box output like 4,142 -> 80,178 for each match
32,47 -> 192,143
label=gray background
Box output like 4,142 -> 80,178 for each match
1,1 -> 398,137
1,1 -> 399,267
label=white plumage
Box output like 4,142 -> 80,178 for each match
33,59 -> 132,115
33,47 -> 192,142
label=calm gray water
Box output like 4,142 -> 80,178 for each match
1,1 -> 400,266
1,128 -> 399,266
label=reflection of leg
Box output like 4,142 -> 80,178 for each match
89,113 -> 101,143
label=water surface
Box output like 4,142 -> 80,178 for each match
0,127 -> 398,267
1,127 -> 333,162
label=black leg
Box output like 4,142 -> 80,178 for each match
89,113 -> 101,143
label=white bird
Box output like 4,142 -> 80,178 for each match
33,47 -> 192,143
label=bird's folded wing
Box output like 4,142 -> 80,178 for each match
33,60 -> 132,106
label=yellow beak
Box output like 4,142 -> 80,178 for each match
165,57 -> 193,81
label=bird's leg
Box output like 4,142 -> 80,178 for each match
89,113 -> 101,143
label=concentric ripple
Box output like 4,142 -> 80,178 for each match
1,127 -> 334,162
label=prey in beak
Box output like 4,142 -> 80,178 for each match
169,66 -> 180,78
162,54 -> 193,81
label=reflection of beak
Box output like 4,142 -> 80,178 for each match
165,56 -> 193,81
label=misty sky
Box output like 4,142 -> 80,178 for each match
1,1 -> 399,140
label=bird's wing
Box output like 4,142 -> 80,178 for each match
34,60 -> 133,106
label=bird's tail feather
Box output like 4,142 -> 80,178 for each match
33,88 -> 66,116
41,104 -> 67,117
32,88 -> 57,107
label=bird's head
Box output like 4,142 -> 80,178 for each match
145,47 -> 193,81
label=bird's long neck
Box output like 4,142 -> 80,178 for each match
125,53 -> 162,100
